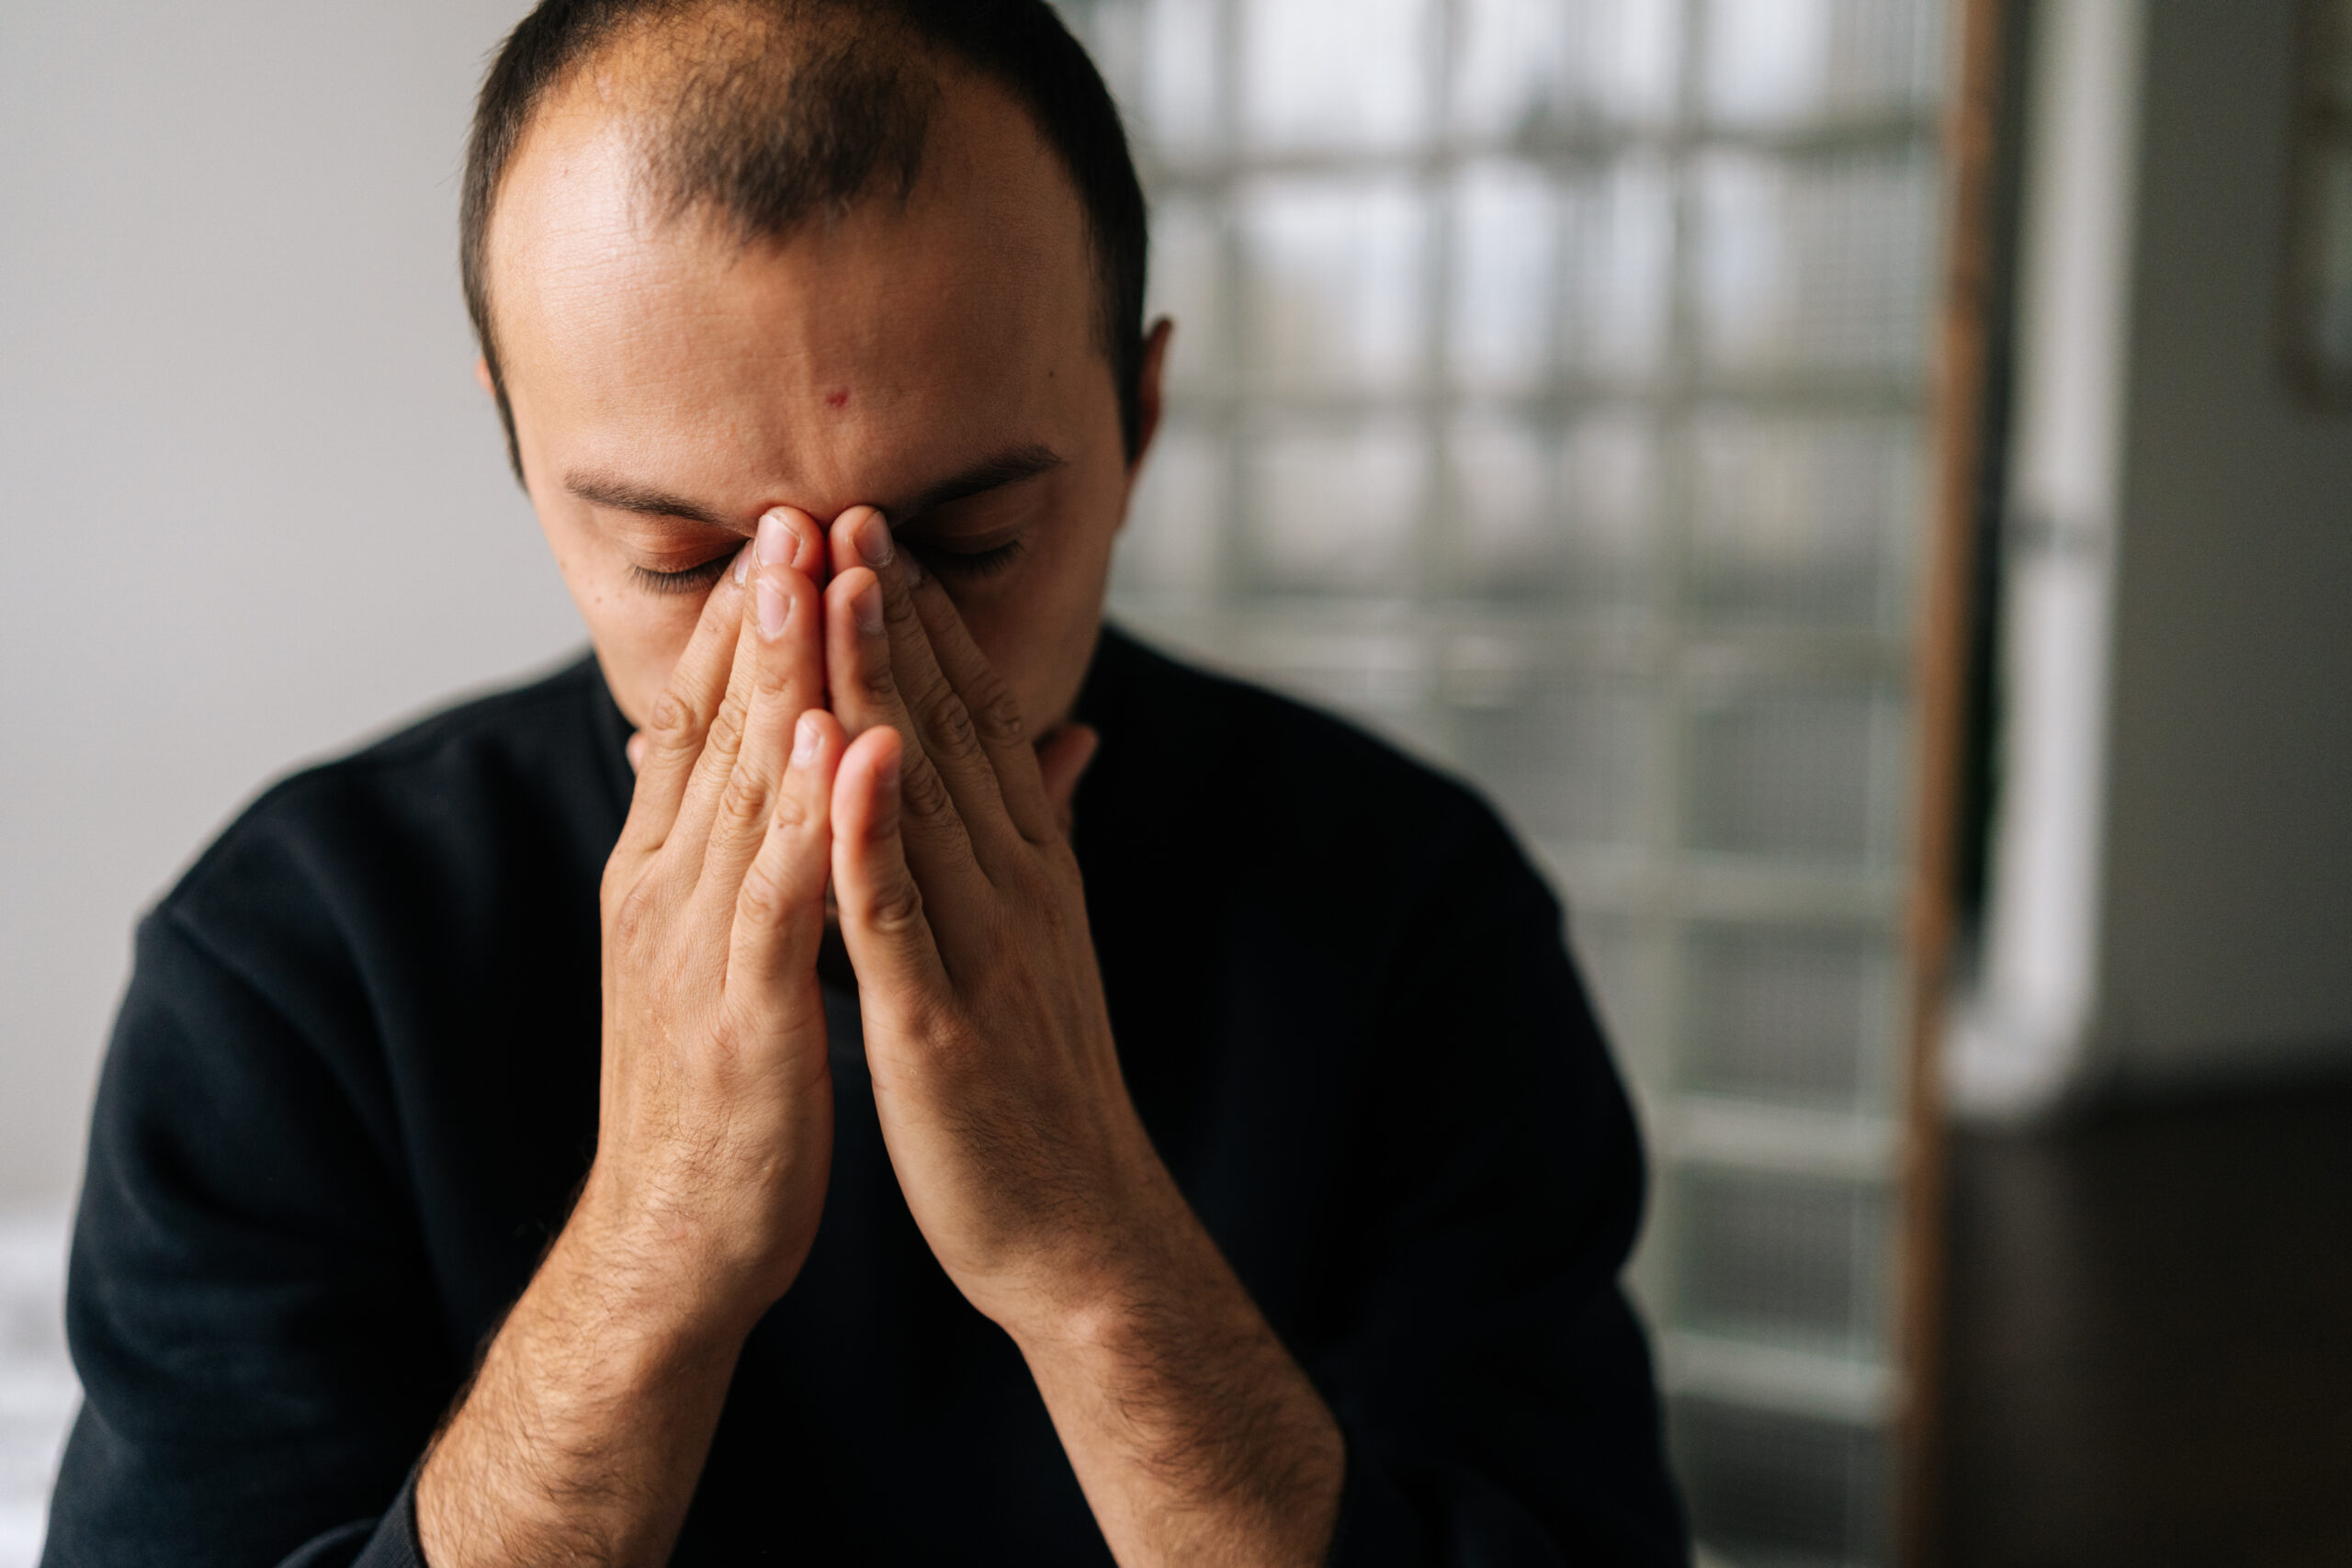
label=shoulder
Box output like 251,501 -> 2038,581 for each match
1082,626 -> 1554,929
155,652 -> 623,968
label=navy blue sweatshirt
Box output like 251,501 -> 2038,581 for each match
43,627 -> 1685,1566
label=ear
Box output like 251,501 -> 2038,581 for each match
473,355 -> 496,398
1115,318 -> 1175,532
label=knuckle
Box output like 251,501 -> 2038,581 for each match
752,649 -> 795,700
898,755 -> 956,822
916,682 -> 979,761
867,874 -> 925,936
971,680 -> 1025,748
645,688 -> 696,743
1025,876 -> 1072,936
704,694 -> 748,762
883,582 -> 924,631
607,879 -> 664,947
718,769 -> 769,831
736,862 -> 792,926
770,788 -> 812,834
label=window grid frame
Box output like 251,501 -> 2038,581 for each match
1068,4 -> 1951,1559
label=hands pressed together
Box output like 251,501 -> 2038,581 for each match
418,507 -> 1342,1568
590,501 -> 1123,1333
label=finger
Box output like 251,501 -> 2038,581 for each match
900,566 -> 1058,845
830,725 -> 954,1004
1035,724 -> 1099,840
615,540 -> 754,863
729,707 -> 843,1004
823,563 -> 994,925
694,556 -> 825,901
665,515 -> 822,879
764,503 -> 830,583
831,507 -> 1024,859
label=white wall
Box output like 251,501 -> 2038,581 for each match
1955,0 -> 2352,1113
2098,0 -> 2352,1088
0,2 -> 573,1207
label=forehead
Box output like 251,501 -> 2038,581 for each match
486,62 -> 1102,499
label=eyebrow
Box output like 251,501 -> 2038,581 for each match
561,472 -> 735,527
898,444 -> 1065,523
562,443 -> 1066,530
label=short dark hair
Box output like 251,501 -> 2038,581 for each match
459,0 -> 1149,480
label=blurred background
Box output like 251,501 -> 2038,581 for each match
2,2 -> 2347,1565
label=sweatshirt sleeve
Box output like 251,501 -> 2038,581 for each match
41,904 -> 458,1568
1310,805 -> 1689,1567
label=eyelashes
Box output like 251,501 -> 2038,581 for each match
909,537 -> 1025,581
628,537 -> 1026,598
629,554 -> 737,596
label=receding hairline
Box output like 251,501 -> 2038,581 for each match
472,7 -> 948,342
460,0 -> 1151,477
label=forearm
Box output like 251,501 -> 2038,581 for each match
415,1199 -> 755,1567
1012,1185 -> 1345,1568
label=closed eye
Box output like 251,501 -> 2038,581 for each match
629,552 -> 736,596
909,536 -> 1025,580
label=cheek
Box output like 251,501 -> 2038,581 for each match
600,601 -> 707,728
954,536 -> 1111,729
552,546 -> 709,728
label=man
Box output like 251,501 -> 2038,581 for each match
45,2 -> 1686,1563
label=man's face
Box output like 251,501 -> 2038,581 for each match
485,62 -> 1159,733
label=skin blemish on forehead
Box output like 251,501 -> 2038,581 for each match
825,388 -> 851,410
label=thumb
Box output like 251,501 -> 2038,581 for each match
1035,724 -> 1100,839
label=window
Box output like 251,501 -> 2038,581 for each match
1058,2 -> 1951,1560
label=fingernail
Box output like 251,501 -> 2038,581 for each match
853,579 -> 884,636
732,541 -> 754,585
756,511 -> 792,566
854,511 -> 894,569
792,712 -> 821,765
757,577 -> 790,638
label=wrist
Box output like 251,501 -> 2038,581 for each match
996,1173 -> 1211,1362
563,1168 -> 792,1347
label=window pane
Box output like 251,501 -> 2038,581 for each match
1684,678 -> 1904,866
1240,418 -> 1428,595
1114,422 -> 1227,600
1450,161 -> 1558,393
1230,626 -> 1432,732
1239,0 -> 1431,150
1676,1168 -> 1889,1350
1694,148 -> 1938,378
1068,0 -> 1222,156
1679,921 -> 1900,1111
1670,1397 -> 1894,1566
1446,652 -> 1653,847
1147,195 -> 1226,393
1702,0 -> 1943,128
1238,176 -> 1430,393
1452,158 -> 1677,391
1453,0 -> 1684,135
1447,411 -> 1656,602
1141,0 -> 1222,152
1564,156 -> 1676,379
1688,413 -> 1921,626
